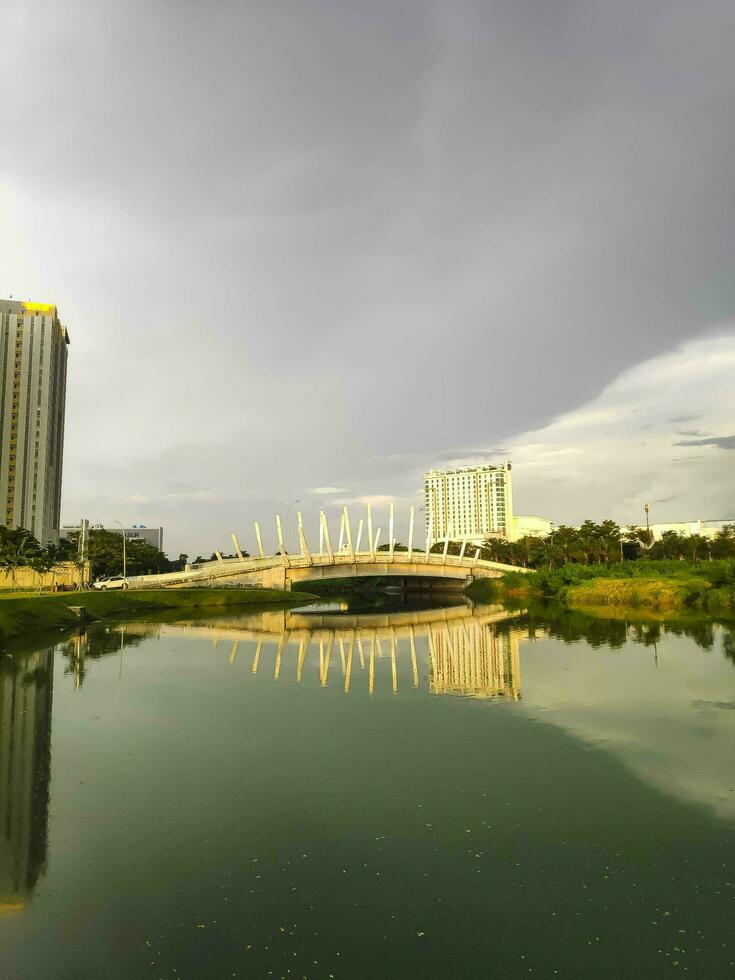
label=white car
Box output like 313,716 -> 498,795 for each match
93,576 -> 129,591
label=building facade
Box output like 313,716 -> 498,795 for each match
60,524 -> 164,551
0,300 -> 70,546
424,462 -> 514,545
512,514 -> 555,539
623,519 -> 735,542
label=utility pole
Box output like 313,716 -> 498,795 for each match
644,503 -> 651,549
114,521 -> 127,581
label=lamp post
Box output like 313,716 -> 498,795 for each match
114,521 -> 127,583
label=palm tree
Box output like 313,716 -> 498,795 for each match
30,552 -> 55,593
0,533 -> 34,590
598,520 -> 622,563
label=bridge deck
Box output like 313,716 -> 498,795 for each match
123,550 -> 529,590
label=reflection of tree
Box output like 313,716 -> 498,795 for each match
513,603 -> 734,662
665,621 -> 715,651
0,647 -> 53,912
723,628 -> 735,666
59,628 -> 146,688
500,606 -> 628,648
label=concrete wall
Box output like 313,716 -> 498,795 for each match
0,561 -> 88,591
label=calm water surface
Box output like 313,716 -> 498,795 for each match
1,600 -> 734,979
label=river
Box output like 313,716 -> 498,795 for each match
1,597 -> 733,978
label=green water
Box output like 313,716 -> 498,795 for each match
1,601 -> 734,979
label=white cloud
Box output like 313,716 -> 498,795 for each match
521,629 -> 735,821
308,486 -> 348,495
455,331 -> 735,526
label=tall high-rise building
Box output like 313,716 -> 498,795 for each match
0,300 -> 70,545
424,462 -> 514,545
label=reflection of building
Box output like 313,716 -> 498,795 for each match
0,299 -> 70,546
0,648 -> 54,912
428,622 -> 521,700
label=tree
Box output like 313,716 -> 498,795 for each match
0,530 -> 39,589
651,530 -> 685,560
81,529 -> 171,579
711,525 -> 735,560
29,552 -> 55,593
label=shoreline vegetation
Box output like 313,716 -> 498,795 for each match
470,559 -> 735,615
0,587 -> 317,648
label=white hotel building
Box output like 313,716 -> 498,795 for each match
424,462 -> 552,546
424,462 -> 514,545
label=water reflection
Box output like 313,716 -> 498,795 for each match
110,603 -> 526,700
521,603 -> 735,654
0,647 -> 53,914
60,626 -> 147,689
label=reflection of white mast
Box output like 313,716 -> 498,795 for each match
152,604 -> 523,700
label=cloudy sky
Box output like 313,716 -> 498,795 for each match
2,0 -> 733,556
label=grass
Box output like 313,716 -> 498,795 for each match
564,578 -> 688,610
467,560 -> 735,614
0,587 -> 317,648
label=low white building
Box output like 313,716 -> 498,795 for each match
511,515 -> 555,540
60,523 -> 164,551
624,519 -> 734,542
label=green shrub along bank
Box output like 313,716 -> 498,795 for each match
0,588 -> 316,647
474,560 -> 735,613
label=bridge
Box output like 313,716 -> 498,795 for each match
125,504 -> 529,590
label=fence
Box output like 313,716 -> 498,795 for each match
0,562 -> 90,591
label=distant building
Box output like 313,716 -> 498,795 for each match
424,462 -> 515,546
423,462 -> 554,545
512,514 -> 555,539
623,519 -> 734,542
0,299 -> 70,545
60,523 -> 164,551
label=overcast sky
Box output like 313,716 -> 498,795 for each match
2,0 -> 734,556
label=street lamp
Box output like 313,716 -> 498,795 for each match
114,521 -> 127,583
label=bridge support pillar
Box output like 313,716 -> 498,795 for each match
261,564 -> 288,591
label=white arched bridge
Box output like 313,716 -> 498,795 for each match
126,503 -> 529,591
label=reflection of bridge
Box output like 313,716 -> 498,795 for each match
120,603 -> 524,700
126,504 -> 529,590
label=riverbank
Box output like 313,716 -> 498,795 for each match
468,559 -> 735,614
0,587 -> 317,647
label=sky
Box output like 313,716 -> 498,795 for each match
1,0 -> 734,556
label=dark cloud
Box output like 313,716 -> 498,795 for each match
674,435 -> 735,450
440,449 -> 509,461
3,0 -> 735,551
